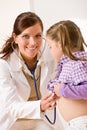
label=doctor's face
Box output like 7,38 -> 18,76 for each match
14,23 -> 43,60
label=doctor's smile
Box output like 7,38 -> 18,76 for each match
0,11 -> 57,130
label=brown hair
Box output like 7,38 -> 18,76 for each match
46,20 -> 87,61
0,12 -> 43,59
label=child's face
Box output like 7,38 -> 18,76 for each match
46,37 -> 63,62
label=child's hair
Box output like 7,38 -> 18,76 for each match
46,20 -> 87,61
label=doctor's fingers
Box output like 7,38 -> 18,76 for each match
48,102 -> 56,110
41,100 -> 56,111
45,98 -> 56,109
41,97 -> 56,111
42,91 -> 54,100
41,92 -> 56,106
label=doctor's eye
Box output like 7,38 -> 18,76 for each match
22,35 -> 30,39
35,34 -> 43,39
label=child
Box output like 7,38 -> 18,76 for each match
46,20 -> 87,130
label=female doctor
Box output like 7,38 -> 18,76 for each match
0,12 -> 57,130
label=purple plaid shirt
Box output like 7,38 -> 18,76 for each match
47,51 -> 87,99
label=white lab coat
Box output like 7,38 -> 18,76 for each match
0,47 -> 58,130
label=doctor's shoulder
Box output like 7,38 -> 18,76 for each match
0,58 -> 11,76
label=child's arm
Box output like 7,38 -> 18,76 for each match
49,60 -> 87,100
57,61 -> 87,100
59,82 -> 87,99
54,83 -> 63,97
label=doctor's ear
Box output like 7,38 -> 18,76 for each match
12,33 -> 18,44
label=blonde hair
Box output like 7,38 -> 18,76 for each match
46,20 -> 87,61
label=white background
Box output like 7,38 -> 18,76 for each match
0,0 -> 30,47
0,0 -> 87,48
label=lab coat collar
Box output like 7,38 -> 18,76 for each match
8,50 -> 45,72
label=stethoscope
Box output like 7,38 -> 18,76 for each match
11,38 -> 56,125
25,59 -> 56,125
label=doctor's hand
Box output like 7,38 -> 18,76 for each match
40,92 -> 57,112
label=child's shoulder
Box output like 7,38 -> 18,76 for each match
64,59 -> 87,70
63,59 -> 76,68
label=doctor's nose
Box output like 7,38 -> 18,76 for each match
29,37 -> 36,45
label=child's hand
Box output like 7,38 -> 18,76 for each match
54,83 -> 63,97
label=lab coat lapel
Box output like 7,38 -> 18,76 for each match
40,61 -> 48,87
9,51 -> 29,88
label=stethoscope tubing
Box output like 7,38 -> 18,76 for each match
25,60 -> 56,125
11,40 -> 56,125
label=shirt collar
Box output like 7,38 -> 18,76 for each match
56,51 -> 87,78
18,51 -> 43,76
59,51 -> 87,65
